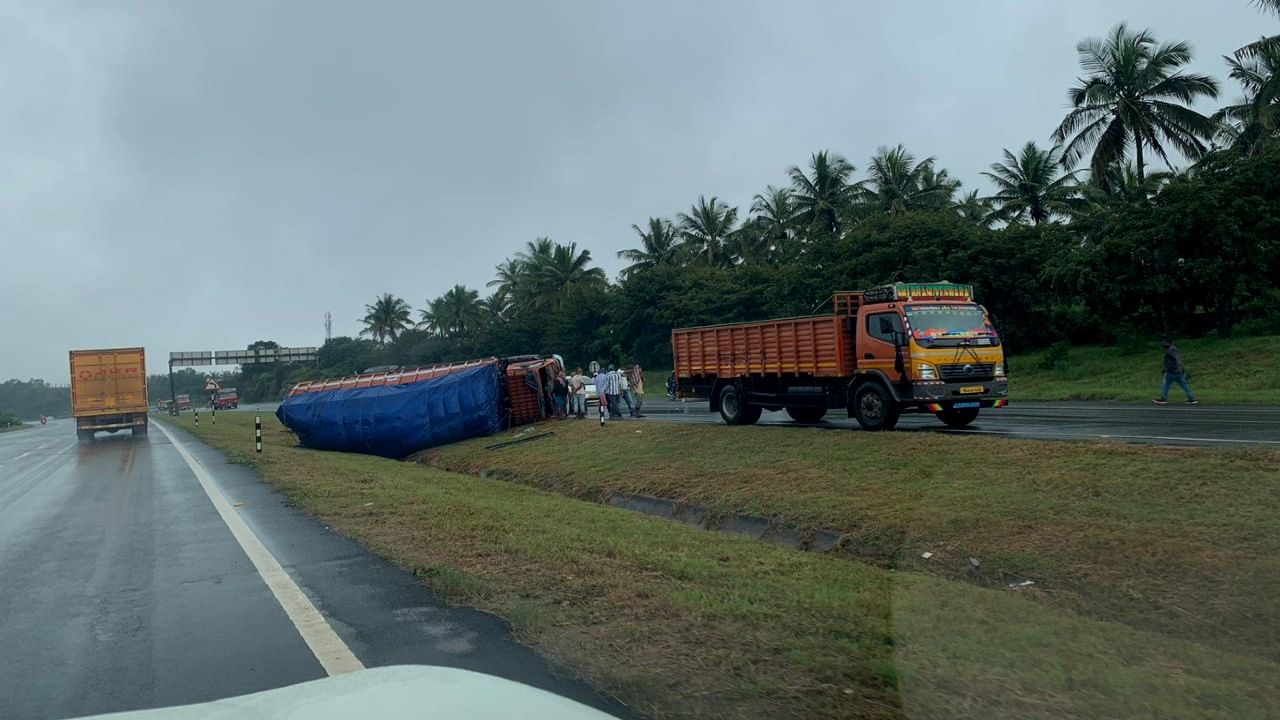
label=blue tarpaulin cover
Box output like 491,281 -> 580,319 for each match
276,363 -> 504,458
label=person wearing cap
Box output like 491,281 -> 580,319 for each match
1154,337 -> 1198,405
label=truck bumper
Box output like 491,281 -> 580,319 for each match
77,414 -> 148,431
901,377 -> 1009,410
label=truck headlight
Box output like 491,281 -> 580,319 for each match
918,363 -> 937,380
994,363 -> 1005,377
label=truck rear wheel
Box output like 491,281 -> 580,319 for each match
132,421 -> 148,437
852,383 -> 899,431
785,406 -> 827,423
77,430 -> 94,443
935,407 -> 979,428
718,384 -> 762,425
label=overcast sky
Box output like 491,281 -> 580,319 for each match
1,1 -> 1269,381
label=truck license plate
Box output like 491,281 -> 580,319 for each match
960,386 -> 984,394
954,401 -> 980,408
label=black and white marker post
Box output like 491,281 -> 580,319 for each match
194,409 -> 199,428
255,416 -> 262,453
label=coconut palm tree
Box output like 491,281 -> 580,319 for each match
982,142 -> 1082,225
359,293 -> 412,346
527,241 -> 606,310
419,285 -> 482,338
487,257 -> 526,304
750,185 -> 798,258
954,190 -> 996,228
1053,23 -> 1220,183
860,145 -> 957,215
618,217 -> 681,277
676,196 -> 739,266
1213,41 -> 1280,155
787,151 -> 859,235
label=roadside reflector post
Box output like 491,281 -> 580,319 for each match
255,416 -> 262,453
194,409 -> 199,428
598,399 -> 605,427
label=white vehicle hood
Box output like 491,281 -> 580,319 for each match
79,666 -> 619,720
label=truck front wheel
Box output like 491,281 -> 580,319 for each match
852,384 -> 900,431
935,407 -> 979,428
77,430 -> 94,443
718,384 -> 762,425
785,406 -> 827,423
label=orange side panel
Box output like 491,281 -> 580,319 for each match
671,316 -> 853,380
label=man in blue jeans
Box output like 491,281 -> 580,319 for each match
1153,338 -> 1198,405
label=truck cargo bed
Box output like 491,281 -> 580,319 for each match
672,315 -> 853,379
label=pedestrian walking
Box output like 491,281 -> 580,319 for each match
570,367 -> 588,419
1153,337 -> 1198,405
666,372 -> 677,401
603,364 -> 623,419
628,364 -> 645,417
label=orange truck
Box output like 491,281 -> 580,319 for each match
69,347 -> 149,441
671,282 -> 1009,430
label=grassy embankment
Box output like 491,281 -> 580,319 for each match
175,412 -> 1278,719
1008,334 -> 1280,403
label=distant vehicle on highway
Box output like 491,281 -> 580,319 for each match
69,347 -> 149,441
214,387 -> 240,409
672,282 -> 1009,430
175,394 -> 192,411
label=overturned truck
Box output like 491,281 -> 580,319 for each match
276,355 -> 563,458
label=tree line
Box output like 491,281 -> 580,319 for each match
332,18 -> 1279,379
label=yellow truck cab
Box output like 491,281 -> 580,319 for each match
848,283 -> 1008,430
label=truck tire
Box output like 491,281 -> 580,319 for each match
852,383 -> 900,431
718,384 -> 761,425
785,406 -> 827,423
935,407 -> 979,428
133,421 -> 149,437
77,430 -> 93,443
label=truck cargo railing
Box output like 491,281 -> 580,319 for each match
287,358 -> 499,397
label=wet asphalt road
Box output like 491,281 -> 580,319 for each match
632,398 -> 1280,448
0,419 -> 627,720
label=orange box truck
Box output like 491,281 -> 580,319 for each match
69,347 -> 149,441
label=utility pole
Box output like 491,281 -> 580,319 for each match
324,311 -> 332,342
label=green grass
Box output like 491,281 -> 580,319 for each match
0,423 -> 28,433
427,421 -> 1280,665
1008,334 -> 1280,403
173,413 -> 1278,719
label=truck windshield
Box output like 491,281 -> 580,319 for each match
904,304 -> 997,341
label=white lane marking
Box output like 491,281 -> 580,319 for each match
155,421 -> 364,676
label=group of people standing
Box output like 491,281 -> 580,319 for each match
546,363 -> 645,420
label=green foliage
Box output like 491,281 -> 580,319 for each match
0,379 -> 70,420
